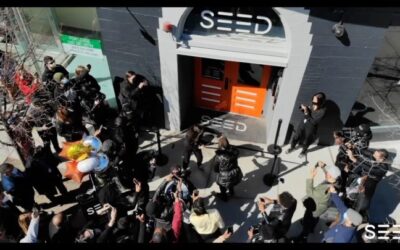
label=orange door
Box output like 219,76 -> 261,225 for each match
194,58 -> 271,117
194,58 -> 233,112
229,63 -> 271,117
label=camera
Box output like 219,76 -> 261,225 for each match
250,225 -> 259,234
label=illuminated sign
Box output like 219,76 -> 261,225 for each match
199,10 -> 272,35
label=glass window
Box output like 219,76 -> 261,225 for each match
238,63 -> 263,87
201,58 -> 225,80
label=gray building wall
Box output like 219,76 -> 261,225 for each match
96,7 -> 162,86
288,8 -> 392,145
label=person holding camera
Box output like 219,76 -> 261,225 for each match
345,148 -> 389,215
189,197 -> 225,242
285,92 -> 327,158
257,192 -> 297,240
322,186 -> 363,243
211,136 -> 243,202
294,161 -> 342,242
18,208 -> 40,243
149,187 -> 184,243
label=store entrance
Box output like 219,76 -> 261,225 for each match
194,57 -> 272,118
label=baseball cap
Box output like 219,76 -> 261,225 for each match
325,165 -> 341,180
344,208 -> 363,226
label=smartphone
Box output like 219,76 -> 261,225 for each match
227,226 -> 233,234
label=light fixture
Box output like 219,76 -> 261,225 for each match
332,21 -> 345,38
162,22 -> 174,33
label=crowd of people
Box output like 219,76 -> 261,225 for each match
0,56 -> 394,243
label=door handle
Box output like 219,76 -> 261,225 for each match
224,78 -> 229,90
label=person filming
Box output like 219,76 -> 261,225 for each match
286,92 -> 327,158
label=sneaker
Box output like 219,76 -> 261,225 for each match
285,148 -> 295,154
298,152 -> 306,158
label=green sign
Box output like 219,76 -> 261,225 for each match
60,34 -> 103,58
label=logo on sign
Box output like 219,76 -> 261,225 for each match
200,10 -> 272,35
364,224 -> 400,241
201,115 -> 247,132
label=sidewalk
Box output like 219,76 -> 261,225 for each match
1,127 -> 399,242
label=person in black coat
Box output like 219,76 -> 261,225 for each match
211,136 -> 243,202
118,71 -> 150,129
345,148 -> 389,215
0,187 -> 22,241
54,105 -> 88,142
25,143 -> 68,203
285,92 -> 327,158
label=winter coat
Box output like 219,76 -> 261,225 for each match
41,65 -> 69,84
118,75 -> 148,114
25,144 -> 62,196
212,146 -> 243,188
14,72 -> 39,104
73,72 -> 101,107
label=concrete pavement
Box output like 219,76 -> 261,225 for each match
1,126 -> 399,242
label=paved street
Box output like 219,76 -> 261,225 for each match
2,126 -> 398,242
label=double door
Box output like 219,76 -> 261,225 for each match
194,58 -> 271,118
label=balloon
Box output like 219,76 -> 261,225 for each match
95,153 -> 109,173
64,161 -> 87,183
77,157 -> 99,173
59,140 -> 91,161
82,136 -> 102,153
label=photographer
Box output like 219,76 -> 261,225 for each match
345,148 -> 389,215
257,192 -> 297,240
322,186 -> 363,243
247,223 -> 277,243
150,188 -> 184,243
286,92 -> 327,158
294,161 -> 342,242
346,124 -> 372,150
18,207 -> 41,243
333,131 -> 352,192
189,197 -> 225,242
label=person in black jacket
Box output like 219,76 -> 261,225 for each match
345,148 -> 389,215
257,191 -> 297,240
0,187 -> 22,241
54,105 -> 88,142
41,56 -> 69,94
285,92 -> 327,158
333,131 -> 351,192
211,136 -> 243,202
118,71 -> 149,130
25,143 -> 68,203
182,124 -> 221,170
